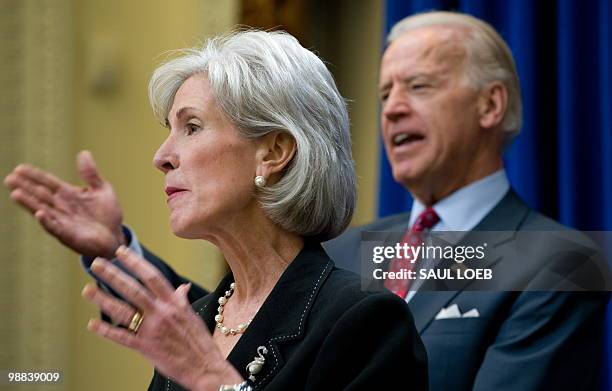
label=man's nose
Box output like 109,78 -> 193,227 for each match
382,87 -> 412,121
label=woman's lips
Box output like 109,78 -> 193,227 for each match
167,191 -> 187,202
165,187 -> 188,202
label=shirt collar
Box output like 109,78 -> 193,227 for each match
409,169 -> 510,231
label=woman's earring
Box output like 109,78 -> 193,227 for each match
254,175 -> 267,188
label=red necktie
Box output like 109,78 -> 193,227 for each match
384,207 -> 440,298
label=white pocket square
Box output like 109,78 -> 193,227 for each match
434,304 -> 480,320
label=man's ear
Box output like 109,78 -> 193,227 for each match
256,132 -> 296,179
478,82 -> 508,129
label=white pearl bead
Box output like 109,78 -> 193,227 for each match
214,281 -> 251,337
254,176 -> 266,187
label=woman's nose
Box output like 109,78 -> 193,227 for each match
153,137 -> 179,173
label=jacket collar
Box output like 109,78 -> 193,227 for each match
191,240 -> 334,389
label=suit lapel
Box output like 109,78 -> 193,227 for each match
358,211 -> 461,332
409,190 -> 530,333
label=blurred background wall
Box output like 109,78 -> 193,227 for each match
0,0 -> 382,389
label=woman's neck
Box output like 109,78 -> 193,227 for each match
205,212 -> 304,306
208,215 -> 304,357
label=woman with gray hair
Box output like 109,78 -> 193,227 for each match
5,29 -> 427,390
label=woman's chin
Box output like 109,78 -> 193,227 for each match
169,220 -> 200,239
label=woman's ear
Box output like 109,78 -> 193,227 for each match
478,82 -> 508,130
256,132 -> 296,179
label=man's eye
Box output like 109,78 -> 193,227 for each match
412,83 -> 430,90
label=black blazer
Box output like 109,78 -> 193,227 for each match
324,190 -> 610,391
148,241 -> 428,390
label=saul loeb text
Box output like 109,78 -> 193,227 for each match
371,242 -> 493,282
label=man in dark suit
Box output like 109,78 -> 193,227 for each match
4,10 -> 609,391
323,11 -> 609,391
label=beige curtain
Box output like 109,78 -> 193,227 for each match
0,0 -> 74,389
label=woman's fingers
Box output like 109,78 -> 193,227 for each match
15,164 -> 62,193
6,172 -> 56,207
90,258 -> 156,312
87,319 -> 138,350
176,283 -> 192,304
10,188 -> 46,214
81,283 -> 138,326
114,246 -> 175,300
77,150 -> 105,189
35,204 -> 78,241
35,206 -> 63,237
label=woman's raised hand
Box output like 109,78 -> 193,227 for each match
83,246 -> 243,390
3,150 -> 125,258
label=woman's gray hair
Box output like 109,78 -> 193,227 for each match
388,11 -> 523,141
148,29 -> 355,241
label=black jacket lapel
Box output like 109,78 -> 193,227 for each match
194,242 -> 334,389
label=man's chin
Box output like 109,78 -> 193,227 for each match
391,168 -> 423,190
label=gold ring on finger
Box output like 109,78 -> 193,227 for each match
127,310 -> 144,334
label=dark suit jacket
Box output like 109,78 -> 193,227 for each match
147,241 -> 428,390
323,190 -> 610,391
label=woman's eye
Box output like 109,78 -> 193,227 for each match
186,123 -> 200,135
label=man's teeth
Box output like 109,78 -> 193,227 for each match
393,133 -> 409,145
393,133 -> 423,146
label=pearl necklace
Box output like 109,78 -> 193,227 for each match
215,282 -> 252,336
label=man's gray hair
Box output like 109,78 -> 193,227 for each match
388,11 -> 522,140
148,30 -> 355,241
